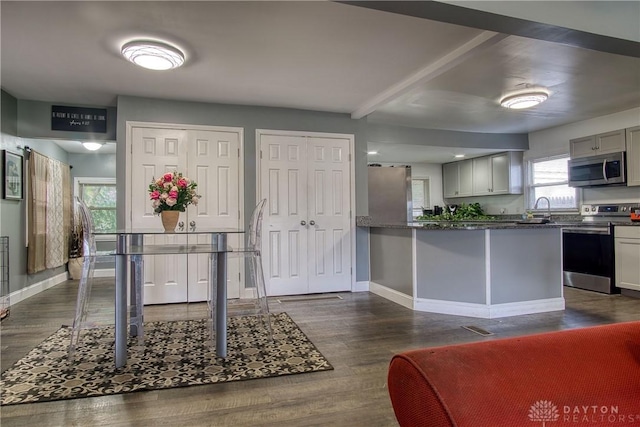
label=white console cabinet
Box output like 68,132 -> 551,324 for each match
615,226 -> 640,291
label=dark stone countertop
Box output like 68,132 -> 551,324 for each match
355,216 -> 640,230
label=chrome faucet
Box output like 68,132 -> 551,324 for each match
534,197 -> 552,219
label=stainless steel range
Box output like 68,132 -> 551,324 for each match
563,203 -> 640,294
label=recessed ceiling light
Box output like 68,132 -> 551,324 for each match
454,154 -> 465,158
121,41 -> 185,71
82,141 -> 104,151
367,151 -> 379,155
500,92 -> 549,110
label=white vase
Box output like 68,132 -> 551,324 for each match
68,257 -> 84,280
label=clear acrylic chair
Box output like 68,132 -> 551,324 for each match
246,198 -> 272,337
68,197 -> 102,359
68,197 -> 144,360
216,198 -> 272,339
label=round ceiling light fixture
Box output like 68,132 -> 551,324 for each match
82,141 -> 104,151
121,40 -> 185,71
500,91 -> 549,110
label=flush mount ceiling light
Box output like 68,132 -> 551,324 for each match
500,92 -> 549,110
454,154 -> 465,158
82,141 -> 104,151
367,151 -> 379,155
121,40 -> 185,71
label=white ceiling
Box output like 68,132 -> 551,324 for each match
1,1 -> 639,162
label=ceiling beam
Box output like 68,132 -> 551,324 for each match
338,1 -> 640,59
351,31 -> 507,120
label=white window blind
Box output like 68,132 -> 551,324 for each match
526,155 -> 577,211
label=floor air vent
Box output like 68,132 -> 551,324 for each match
277,295 -> 344,303
462,325 -> 493,336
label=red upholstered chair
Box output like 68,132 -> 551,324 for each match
388,321 -> 640,427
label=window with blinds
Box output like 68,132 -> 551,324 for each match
526,155 -> 578,211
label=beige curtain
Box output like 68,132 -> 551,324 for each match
27,151 -> 71,274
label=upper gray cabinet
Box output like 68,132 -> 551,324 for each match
443,160 -> 472,198
570,129 -> 626,159
444,151 -> 522,198
626,126 -> 640,187
473,152 -> 522,196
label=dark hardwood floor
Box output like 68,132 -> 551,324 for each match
1,279 -> 640,426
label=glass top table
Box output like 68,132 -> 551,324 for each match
97,228 -> 245,368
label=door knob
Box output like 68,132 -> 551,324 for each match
178,221 -> 184,231
190,220 -> 196,231
309,220 -> 316,226
300,220 -> 306,226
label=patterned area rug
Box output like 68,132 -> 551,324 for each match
1,312 -> 332,405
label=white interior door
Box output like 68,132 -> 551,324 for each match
260,134 -> 310,296
306,137 -> 351,293
128,124 -> 243,304
130,127 -> 189,304
259,131 -> 352,296
186,129 -> 241,302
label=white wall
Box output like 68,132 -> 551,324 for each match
527,107 -> 640,205
446,194 -> 525,216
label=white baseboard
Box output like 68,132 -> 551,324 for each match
8,272 -> 69,306
414,296 -> 565,319
369,282 -> 413,310
487,297 -> 565,318
352,281 -> 370,292
93,268 -> 115,278
368,282 -> 566,319
414,298 -> 493,318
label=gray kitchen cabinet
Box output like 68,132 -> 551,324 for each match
443,159 -> 472,198
459,160 -> 473,196
491,153 -> 510,193
570,129 -> 626,159
443,162 -> 459,198
626,126 -> 640,187
472,156 -> 491,196
615,226 -> 640,291
472,152 -> 522,196
569,135 -> 596,158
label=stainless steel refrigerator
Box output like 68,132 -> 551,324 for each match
368,166 -> 413,223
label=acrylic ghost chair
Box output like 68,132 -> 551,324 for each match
211,198 -> 273,341
68,197 -> 144,360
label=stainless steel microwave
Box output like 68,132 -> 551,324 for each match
568,151 -> 626,188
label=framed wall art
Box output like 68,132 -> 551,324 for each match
3,150 -> 24,200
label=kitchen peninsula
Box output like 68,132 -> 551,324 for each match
359,219 -> 565,318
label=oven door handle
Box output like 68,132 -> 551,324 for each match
563,227 -> 610,235
602,159 -> 609,182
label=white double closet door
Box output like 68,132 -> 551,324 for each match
258,130 -> 354,296
127,123 -> 243,304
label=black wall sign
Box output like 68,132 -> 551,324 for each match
51,105 -> 107,133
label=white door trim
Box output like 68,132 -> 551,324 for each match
124,121 -> 246,298
255,128 -> 356,293
125,121 -> 245,230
